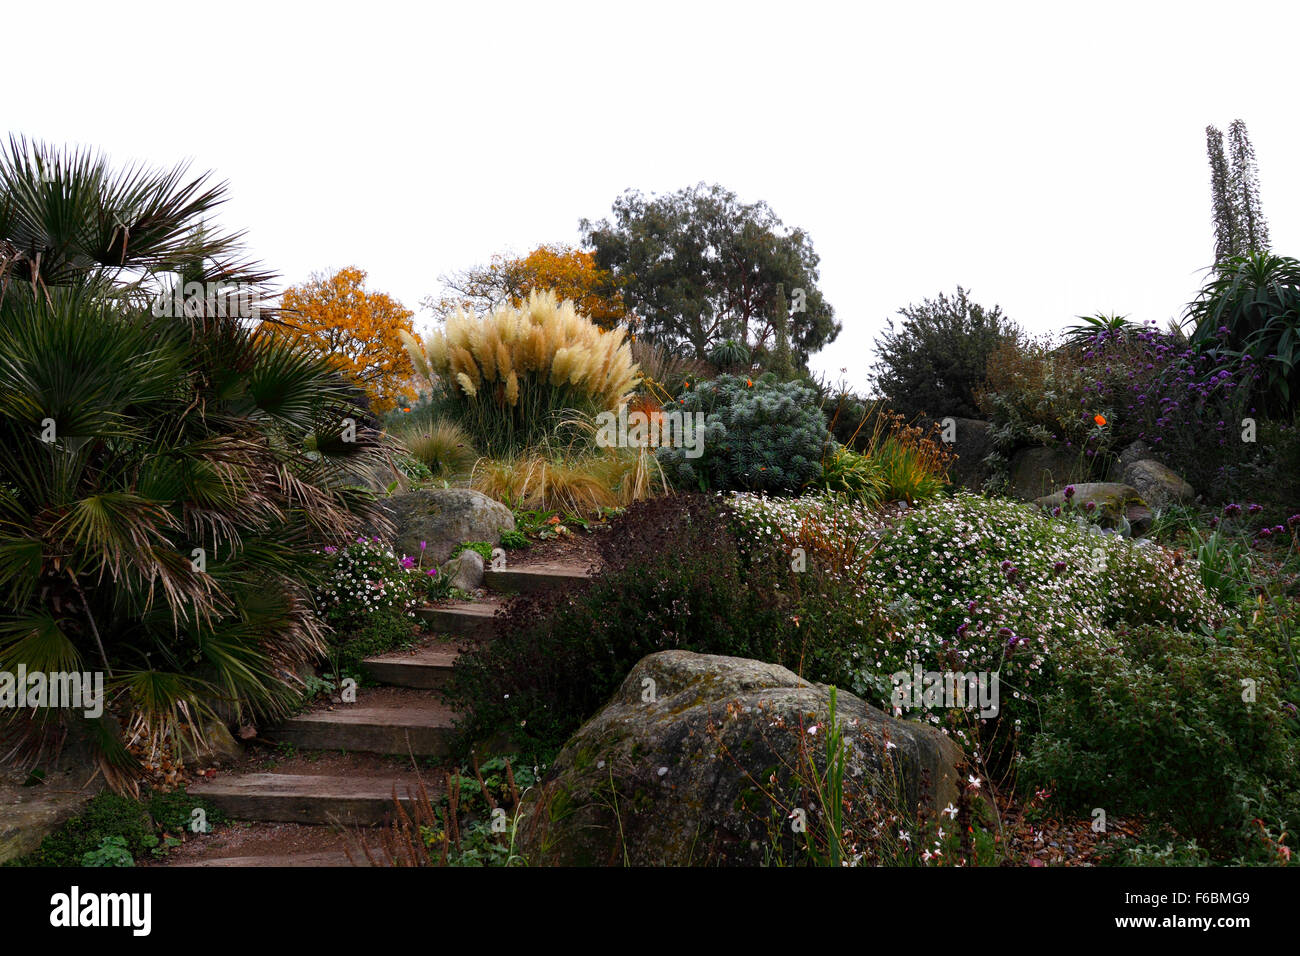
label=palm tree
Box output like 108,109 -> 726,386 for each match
0,137 -> 394,791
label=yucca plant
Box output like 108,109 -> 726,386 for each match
0,139 -> 391,791
706,338 -> 751,372
401,291 -> 639,454
1187,252 -> 1300,415
1062,312 -> 1136,347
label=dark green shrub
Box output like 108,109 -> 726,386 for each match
146,786 -> 227,834
1022,625 -> 1300,858
328,605 -> 419,676
21,793 -> 153,867
871,286 -> 1022,420
657,374 -> 828,493
1224,413 -> 1300,507
442,494 -> 789,760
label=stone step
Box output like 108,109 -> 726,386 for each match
361,644 -> 459,690
484,563 -> 591,596
189,773 -> 433,825
268,691 -> 457,756
415,600 -> 500,639
183,849 -> 367,867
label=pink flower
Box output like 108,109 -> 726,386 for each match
400,556 -> 416,569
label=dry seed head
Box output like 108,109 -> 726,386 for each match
495,340 -> 513,383
450,345 -> 480,387
551,346 -> 574,386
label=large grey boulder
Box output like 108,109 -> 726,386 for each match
517,650 -> 965,867
1007,446 -> 1090,501
177,719 -> 244,769
440,548 -> 485,592
1122,459 -> 1195,512
374,489 -> 514,563
1109,439 -> 1154,480
1034,482 -> 1153,535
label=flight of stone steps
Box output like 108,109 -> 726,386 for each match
189,562 -> 589,833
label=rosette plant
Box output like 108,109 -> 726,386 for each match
1187,252 -> 1300,415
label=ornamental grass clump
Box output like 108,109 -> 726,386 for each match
855,408 -> 954,503
393,420 -> 479,480
401,291 -> 639,454
469,409 -> 668,517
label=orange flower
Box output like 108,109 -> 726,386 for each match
746,378 -> 754,387
683,381 -> 690,389
1094,414 -> 1107,426
547,515 -> 561,525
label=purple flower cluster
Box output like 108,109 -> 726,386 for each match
1079,324 -> 1259,488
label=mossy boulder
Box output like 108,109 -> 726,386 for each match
371,489 -> 514,563
1007,446 -> 1090,500
517,650 -> 964,866
1034,482 -> 1153,535
1,770 -> 103,864
1122,459 -> 1195,512
439,548 -> 485,591
176,719 -> 243,769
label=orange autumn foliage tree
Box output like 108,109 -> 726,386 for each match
275,266 -> 416,414
424,243 -> 626,328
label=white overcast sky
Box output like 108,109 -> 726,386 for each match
7,0 -> 1297,391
